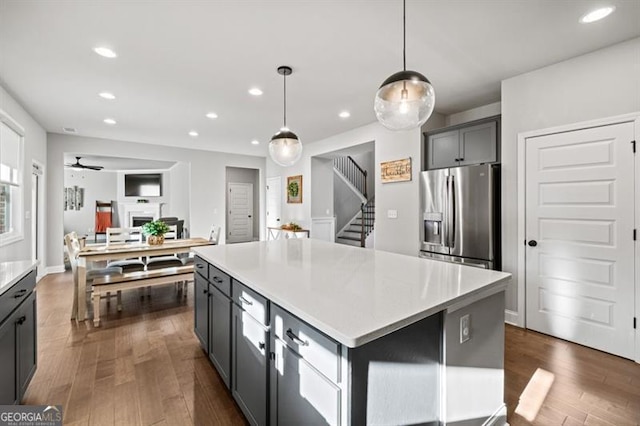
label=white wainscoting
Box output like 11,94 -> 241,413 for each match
310,217 -> 336,243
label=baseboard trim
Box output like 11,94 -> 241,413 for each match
505,309 -> 522,327
45,265 -> 65,275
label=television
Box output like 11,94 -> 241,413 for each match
124,173 -> 162,197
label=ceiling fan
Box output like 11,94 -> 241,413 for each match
65,156 -> 104,171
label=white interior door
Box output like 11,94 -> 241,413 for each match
525,122 -> 635,359
227,183 -> 254,243
266,176 -> 282,230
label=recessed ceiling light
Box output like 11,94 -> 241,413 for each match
339,111 -> 351,118
99,92 -> 116,100
580,6 -> 615,23
206,112 -> 218,119
249,88 -> 263,96
188,131 -> 199,137
103,118 -> 116,125
93,46 -> 117,58
251,140 -> 260,145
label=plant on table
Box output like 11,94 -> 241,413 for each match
281,221 -> 302,231
142,220 -> 170,245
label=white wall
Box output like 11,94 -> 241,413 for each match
63,169 -> 117,236
0,84 -> 47,275
446,102 -> 501,127
501,37 -> 640,323
267,112 -> 446,257
47,133 -> 266,267
226,166 -> 260,239
167,162 -> 191,232
310,157 -> 334,218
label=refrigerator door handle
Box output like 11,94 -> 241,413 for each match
448,175 -> 456,248
443,176 -> 449,248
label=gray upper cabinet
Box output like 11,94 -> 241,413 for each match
459,121 -> 497,166
425,116 -> 499,170
427,129 -> 460,169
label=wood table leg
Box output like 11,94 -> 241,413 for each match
77,257 -> 87,321
93,291 -> 100,327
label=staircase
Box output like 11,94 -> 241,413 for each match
333,156 -> 375,248
336,198 -> 375,247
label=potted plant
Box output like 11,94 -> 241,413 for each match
142,220 -> 170,245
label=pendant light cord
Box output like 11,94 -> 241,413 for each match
403,0 -> 406,71
283,73 -> 287,128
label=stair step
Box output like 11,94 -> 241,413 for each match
336,237 -> 362,247
338,234 -> 361,242
339,231 -> 361,240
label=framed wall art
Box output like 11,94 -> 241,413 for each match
287,175 -> 303,203
380,158 -> 412,183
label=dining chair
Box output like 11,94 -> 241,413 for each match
105,227 -> 146,272
146,225 -> 183,270
64,232 -> 123,318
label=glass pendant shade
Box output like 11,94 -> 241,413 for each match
269,128 -> 302,167
374,70 -> 435,131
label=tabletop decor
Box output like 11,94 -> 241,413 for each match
142,220 -> 170,245
381,157 -> 412,183
281,222 -> 301,231
287,175 -> 303,203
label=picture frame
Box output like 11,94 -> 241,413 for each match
380,157 -> 412,183
287,175 -> 303,203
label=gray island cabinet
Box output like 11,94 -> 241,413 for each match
193,239 -> 510,426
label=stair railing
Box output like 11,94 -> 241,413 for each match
334,156 -> 367,199
360,199 -> 375,247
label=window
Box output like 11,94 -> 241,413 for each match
0,110 -> 25,246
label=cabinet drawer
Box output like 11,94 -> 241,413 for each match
209,265 -> 231,296
271,304 -> 340,383
0,269 -> 36,323
194,256 -> 208,279
232,281 -> 268,326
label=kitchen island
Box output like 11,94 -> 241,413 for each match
193,239 -> 511,426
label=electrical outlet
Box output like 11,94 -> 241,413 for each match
387,209 -> 398,219
460,314 -> 470,343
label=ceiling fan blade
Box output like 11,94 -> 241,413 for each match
84,165 -> 103,170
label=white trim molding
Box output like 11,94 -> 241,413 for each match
45,265 -> 65,275
517,111 -> 640,363
310,217 -> 336,243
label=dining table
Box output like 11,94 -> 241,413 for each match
74,237 -> 213,321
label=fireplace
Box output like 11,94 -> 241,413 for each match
121,203 -> 162,227
132,216 -> 153,227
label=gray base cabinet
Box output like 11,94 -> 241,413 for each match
208,284 -> 231,388
194,272 -> 209,350
232,304 -> 268,426
0,268 -> 37,405
426,116 -> 499,170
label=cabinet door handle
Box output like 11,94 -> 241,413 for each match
259,342 -> 266,350
286,329 -> 308,346
203,289 -> 208,294
196,264 -> 204,269
13,289 -> 27,298
212,277 -> 223,284
239,296 -> 253,306
16,316 -> 26,325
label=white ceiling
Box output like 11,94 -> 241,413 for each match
1,1 -> 639,157
64,154 -> 176,171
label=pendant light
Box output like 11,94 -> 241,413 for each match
374,0 -> 435,131
269,66 -> 303,167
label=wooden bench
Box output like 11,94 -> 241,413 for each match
91,264 -> 194,326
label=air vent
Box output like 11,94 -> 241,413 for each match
62,127 -> 77,134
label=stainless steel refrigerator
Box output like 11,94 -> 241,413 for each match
419,164 -> 500,269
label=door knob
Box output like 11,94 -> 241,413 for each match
248,215 -> 252,218
528,240 -> 537,247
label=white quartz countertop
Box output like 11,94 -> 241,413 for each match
0,261 -> 37,297
194,239 -> 511,348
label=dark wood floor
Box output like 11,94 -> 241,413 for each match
23,272 -> 640,425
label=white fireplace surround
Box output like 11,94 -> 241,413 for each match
121,203 -> 162,227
